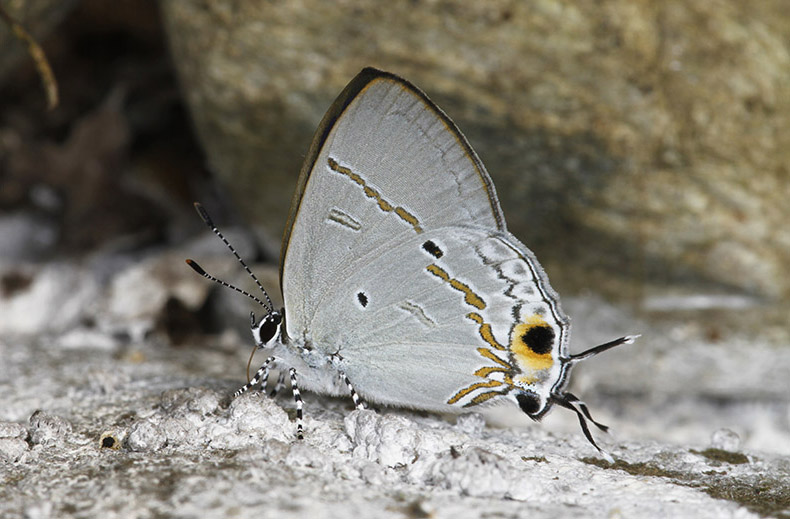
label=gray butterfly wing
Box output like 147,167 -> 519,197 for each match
281,68 -> 504,336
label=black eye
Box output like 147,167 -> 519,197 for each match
257,315 -> 280,344
516,392 -> 542,416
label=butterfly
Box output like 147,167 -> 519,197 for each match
187,67 -> 637,458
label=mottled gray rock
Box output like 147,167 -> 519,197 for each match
161,0 -> 790,321
28,410 -> 72,447
0,227 -> 262,341
0,262 -> 100,336
2,363 -> 787,518
0,422 -> 28,463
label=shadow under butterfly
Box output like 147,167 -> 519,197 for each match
187,67 -> 638,461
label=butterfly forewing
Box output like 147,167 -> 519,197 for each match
281,70 -> 505,337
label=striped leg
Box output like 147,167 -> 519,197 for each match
270,370 -> 286,398
342,373 -> 366,410
234,356 -> 275,397
259,366 -> 270,393
289,368 -> 304,440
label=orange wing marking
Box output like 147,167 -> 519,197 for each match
425,264 -> 486,310
327,157 -> 423,233
447,379 -> 502,405
466,312 -> 506,351
464,390 -> 504,407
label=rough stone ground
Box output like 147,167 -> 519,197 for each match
1,238 -> 789,519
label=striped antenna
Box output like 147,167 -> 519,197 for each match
185,259 -> 269,309
192,202 -> 274,312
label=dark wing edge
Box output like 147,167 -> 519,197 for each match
279,66 -> 507,291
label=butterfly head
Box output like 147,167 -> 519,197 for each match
250,309 -> 283,348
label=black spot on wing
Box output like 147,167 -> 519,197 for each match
422,240 -> 443,258
357,292 -> 368,308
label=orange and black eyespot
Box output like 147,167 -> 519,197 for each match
521,325 -> 555,355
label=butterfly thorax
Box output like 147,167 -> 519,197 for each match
271,331 -> 349,397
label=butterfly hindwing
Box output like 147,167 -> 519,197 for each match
307,225 -> 569,412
